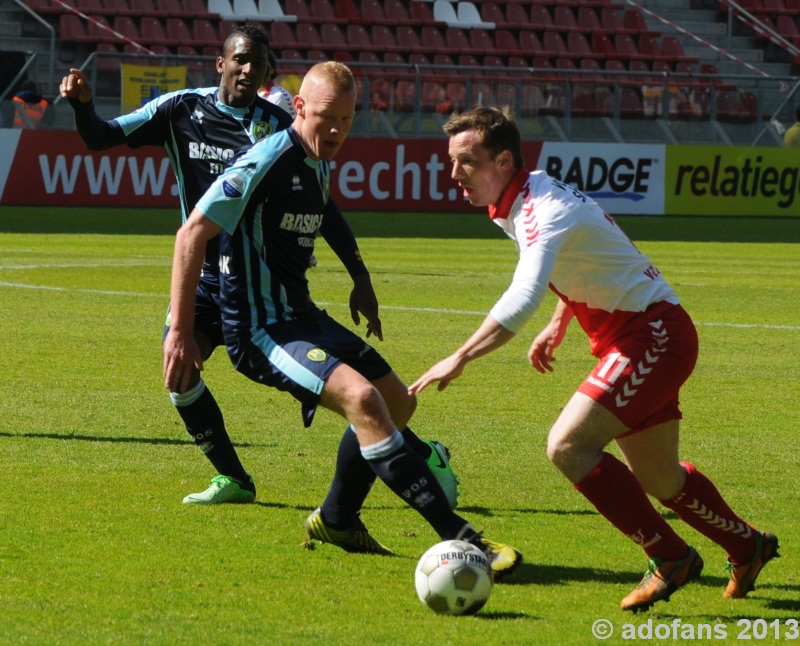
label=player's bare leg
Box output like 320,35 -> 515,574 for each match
548,394 -> 700,612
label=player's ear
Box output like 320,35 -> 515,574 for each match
496,150 -> 512,168
294,95 -> 304,117
216,57 -> 224,74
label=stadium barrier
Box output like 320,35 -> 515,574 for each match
1,129 -> 798,216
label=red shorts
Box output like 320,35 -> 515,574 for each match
577,304 -> 698,436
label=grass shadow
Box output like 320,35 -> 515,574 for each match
0,430 -> 262,448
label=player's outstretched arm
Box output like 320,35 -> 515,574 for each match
61,68 -> 126,150
60,68 -> 93,103
528,300 -> 573,373
409,314 -> 515,394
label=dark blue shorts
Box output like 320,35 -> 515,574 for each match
162,275 -> 225,356
225,308 -> 392,427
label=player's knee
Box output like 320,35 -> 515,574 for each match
349,380 -> 386,417
546,435 -> 572,471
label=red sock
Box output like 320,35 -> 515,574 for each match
575,453 -> 687,560
660,462 -> 756,564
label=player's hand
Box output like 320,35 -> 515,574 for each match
349,274 -> 383,341
528,326 -> 559,373
59,68 -> 93,103
408,355 -> 466,394
162,329 -> 203,393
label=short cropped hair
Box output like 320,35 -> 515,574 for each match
443,107 -> 524,169
222,25 -> 270,56
302,61 -> 357,96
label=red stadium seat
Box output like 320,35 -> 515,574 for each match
269,22 -> 296,49
285,0 -> 310,20
553,6 -> 580,32
371,25 -> 401,53
129,0 -> 164,16
519,31 -> 545,57
445,27 -> 470,53
95,42 -> 122,70
495,29 -> 519,55
75,0 -> 104,15
409,0 -> 434,24
140,16 -> 169,46
396,25 -> 423,53
179,0 -> 214,19
165,17 -> 195,46
101,0 -> 135,15
469,29 -> 497,56
620,87 -> 645,118
295,22 -> 322,49
155,0 -> 182,16
613,34 -> 649,61
320,23 -> 348,51
542,31 -> 568,58
421,26 -> 448,54
383,0 -> 414,24
310,0 -> 343,23
504,2 -> 529,27
578,7 -> 605,34
623,9 -> 659,36
568,31 -> 602,60
529,5 -> 554,31
601,7 -> 635,36
85,15 -> 113,43
346,24 -> 373,51
192,19 -> 219,46
660,36 -> 698,64
359,0 -> 387,23
481,2 -> 507,27
112,15 -> 140,43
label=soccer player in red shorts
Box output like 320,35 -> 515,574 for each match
409,107 -> 779,612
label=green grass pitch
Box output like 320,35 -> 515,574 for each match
1,207 -> 798,644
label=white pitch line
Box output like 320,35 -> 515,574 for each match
0,280 -> 797,331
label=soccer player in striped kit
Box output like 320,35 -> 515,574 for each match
163,62 -> 522,577
410,106 -> 778,612
60,27 -> 457,514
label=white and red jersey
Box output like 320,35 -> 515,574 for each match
488,169 -> 679,355
258,83 -> 296,118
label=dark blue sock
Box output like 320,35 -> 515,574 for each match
364,431 -> 466,539
171,380 -> 252,489
320,425 -> 376,529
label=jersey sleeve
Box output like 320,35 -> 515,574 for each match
489,245 -> 556,333
196,133 -> 290,233
319,200 -> 369,277
112,90 -> 187,148
70,99 -> 126,150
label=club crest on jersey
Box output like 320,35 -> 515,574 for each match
251,121 -> 274,141
307,348 -> 326,362
292,175 -> 302,191
222,174 -> 245,198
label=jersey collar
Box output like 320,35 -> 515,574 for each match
489,167 -> 529,220
214,91 -> 251,118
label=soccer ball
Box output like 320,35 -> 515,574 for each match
414,539 -> 493,615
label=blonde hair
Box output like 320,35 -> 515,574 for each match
300,61 -> 357,98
